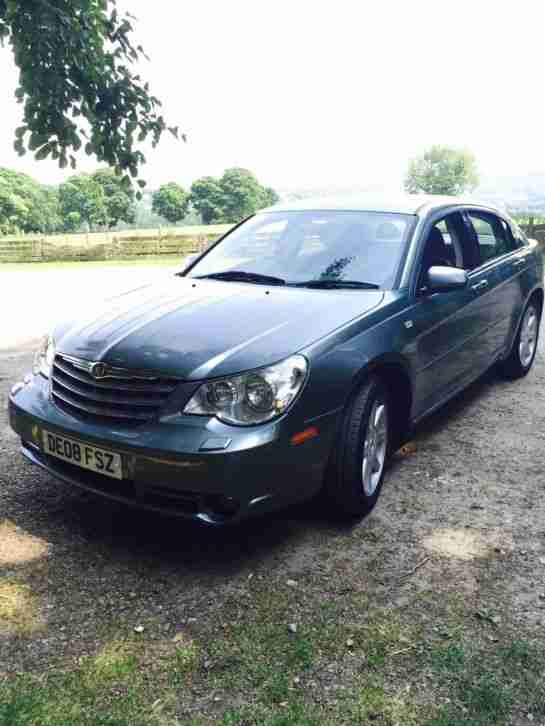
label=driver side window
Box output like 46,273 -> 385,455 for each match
418,213 -> 465,291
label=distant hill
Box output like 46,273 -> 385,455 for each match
476,174 -> 545,214
278,174 -> 545,216
277,183 -> 391,204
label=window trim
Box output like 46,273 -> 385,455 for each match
411,210 -> 470,298
466,209 -> 512,265
391,203 -> 526,294
509,220 -> 528,248
463,208 -> 523,274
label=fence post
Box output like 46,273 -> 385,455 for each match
528,216 -> 535,236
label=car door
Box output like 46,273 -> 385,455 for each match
464,209 -> 522,362
488,216 -> 530,355
407,210 -> 492,418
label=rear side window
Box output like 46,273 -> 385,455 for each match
510,222 -> 528,248
467,212 -> 513,264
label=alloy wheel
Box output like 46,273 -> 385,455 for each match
519,305 -> 538,368
362,399 -> 388,496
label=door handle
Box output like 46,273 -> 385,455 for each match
471,279 -> 489,292
512,258 -> 526,268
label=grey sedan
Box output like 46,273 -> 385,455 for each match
9,195 -> 543,524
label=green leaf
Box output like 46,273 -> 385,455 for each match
4,1 -> 183,177
35,143 -> 53,161
29,133 -> 49,151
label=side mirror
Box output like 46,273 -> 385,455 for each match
427,266 -> 468,292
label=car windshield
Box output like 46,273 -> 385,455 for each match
187,210 -> 414,289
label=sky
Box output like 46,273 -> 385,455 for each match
1,0 -> 545,192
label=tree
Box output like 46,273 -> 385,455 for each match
219,168 -> 265,223
57,169 -> 136,230
63,211 -> 83,233
189,176 -> 226,225
260,186 -> 280,208
92,168 -> 136,227
0,181 -> 27,235
0,1 -> 180,183
58,173 -> 108,231
404,146 -> 479,195
0,167 -> 61,234
189,169 -> 279,224
152,183 -> 189,224
29,186 -> 62,233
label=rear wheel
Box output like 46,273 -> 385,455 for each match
325,376 -> 389,517
499,300 -> 541,379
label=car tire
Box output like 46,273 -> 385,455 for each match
499,299 -> 541,380
325,376 -> 389,517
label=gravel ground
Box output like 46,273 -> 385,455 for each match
2,336 -> 545,637
1,266 -> 545,722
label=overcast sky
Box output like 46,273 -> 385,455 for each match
1,0 -> 544,191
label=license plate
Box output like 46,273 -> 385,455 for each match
43,430 -> 123,480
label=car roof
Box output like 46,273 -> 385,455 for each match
262,193 -> 501,217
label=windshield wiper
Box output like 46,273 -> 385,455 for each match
292,279 -> 380,290
196,270 -> 286,286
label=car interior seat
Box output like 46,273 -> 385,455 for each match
422,227 -> 454,272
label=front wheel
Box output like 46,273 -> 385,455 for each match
325,376 -> 389,517
499,300 -> 541,379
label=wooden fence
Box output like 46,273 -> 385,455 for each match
0,222 -> 542,264
0,224 -> 232,263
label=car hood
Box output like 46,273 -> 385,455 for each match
55,276 -> 384,380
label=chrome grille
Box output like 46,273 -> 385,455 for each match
51,354 -> 180,425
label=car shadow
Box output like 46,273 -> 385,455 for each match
3,365 -> 504,582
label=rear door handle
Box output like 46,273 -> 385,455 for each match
471,279 -> 489,292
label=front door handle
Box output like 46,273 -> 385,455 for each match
471,279 -> 489,292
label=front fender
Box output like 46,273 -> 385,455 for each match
298,294 -> 415,422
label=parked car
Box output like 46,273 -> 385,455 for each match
9,195 -> 543,524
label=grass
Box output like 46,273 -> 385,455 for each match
0,581 -> 39,633
0,666 -> 155,726
0,640 -> 148,725
1,469 -> 543,725
3,570 -> 543,726
425,637 -> 545,724
0,507 -> 542,725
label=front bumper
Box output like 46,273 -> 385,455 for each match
8,374 -> 337,524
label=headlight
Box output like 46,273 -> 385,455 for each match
184,355 -> 308,425
33,335 -> 55,378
